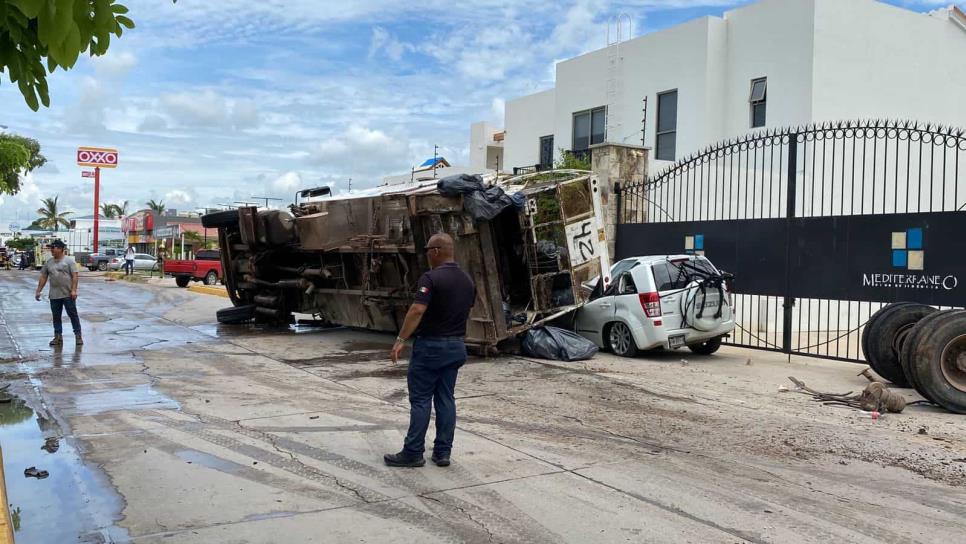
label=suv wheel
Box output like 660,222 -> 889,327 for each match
607,322 -> 638,357
688,337 -> 722,355
97,261 -> 108,271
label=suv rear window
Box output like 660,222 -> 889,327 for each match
196,250 -> 220,261
653,258 -> 718,292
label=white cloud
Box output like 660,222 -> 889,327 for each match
310,125 -> 412,177
368,27 -> 414,61
490,98 -> 506,123
164,189 -> 194,205
271,171 -> 302,192
92,51 -> 138,78
16,172 -> 41,204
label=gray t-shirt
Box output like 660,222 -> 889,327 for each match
42,256 -> 77,300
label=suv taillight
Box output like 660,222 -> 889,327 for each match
639,292 -> 662,317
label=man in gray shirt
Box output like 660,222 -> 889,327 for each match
34,240 -> 83,346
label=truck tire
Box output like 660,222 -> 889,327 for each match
907,312 -> 966,414
900,310 -> 966,400
202,209 -> 240,229
204,270 -> 218,285
861,302 -> 913,365
217,304 -> 256,324
864,303 -> 936,387
175,276 -> 190,288
688,336 -> 722,355
97,261 -> 108,272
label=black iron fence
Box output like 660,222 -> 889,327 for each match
617,120 -> 966,362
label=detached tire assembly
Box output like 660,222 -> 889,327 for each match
864,304 -> 966,414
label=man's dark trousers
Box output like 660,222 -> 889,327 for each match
51,297 -> 81,335
403,337 -> 465,458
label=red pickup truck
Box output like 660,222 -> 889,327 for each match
164,249 -> 223,287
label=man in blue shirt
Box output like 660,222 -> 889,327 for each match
385,233 -> 475,468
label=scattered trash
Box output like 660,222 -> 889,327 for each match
308,415 -> 320,420
778,385 -> 789,392
680,359 -> 689,366
746,358 -> 752,366
786,376 -> 907,413
24,466 -> 49,479
437,174 -> 521,222
41,437 -> 60,454
857,368 -> 884,384
918,427 -> 928,435
521,326 -> 598,361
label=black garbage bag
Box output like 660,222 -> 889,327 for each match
522,326 -> 598,361
437,174 -> 517,222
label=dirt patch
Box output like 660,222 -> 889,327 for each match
330,365 -> 409,380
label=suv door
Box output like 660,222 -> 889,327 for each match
575,280 -> 618,348
652,260 -> 688,330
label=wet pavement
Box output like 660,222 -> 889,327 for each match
1,269 -> 966,543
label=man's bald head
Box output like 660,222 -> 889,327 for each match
426,233 -> 455,267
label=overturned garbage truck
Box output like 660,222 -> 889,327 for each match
202,170 -> 612,351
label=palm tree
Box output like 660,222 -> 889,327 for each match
145,199 -> 165,215
116,200 -> 129,217
35,196 -> 72,231
100,202 -> 118,218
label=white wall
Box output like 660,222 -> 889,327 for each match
501,0 -> 966,175
469,121 -> 493,171
504,89 -> 555,170
811,0 -> 966,129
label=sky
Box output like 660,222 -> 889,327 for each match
0,0 -> 954,227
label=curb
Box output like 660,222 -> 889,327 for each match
187,284 -> 229,298
0,447 -> 15,544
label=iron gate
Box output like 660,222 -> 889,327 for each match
617,120 -> 966,362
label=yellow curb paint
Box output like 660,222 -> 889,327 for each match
0,447 -> 15,544
187,284 -> 229,298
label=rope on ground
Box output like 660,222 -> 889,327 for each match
784,376 -> 907,413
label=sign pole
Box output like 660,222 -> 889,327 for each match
93,166 -> 101,254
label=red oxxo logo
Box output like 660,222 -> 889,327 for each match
76,147 -> 119,168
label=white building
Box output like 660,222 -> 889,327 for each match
64,215 -> 124,254
469,122 -> 505,172
493,0 -> 966,174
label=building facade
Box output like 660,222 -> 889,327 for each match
499,0 -> 966,174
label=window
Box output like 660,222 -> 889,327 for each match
656,90 -> 677,161
572,107 -> 606,151
539,135 -> 554,168
750,77 -> 767,128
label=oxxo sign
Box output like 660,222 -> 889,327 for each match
76,147 -> 119,168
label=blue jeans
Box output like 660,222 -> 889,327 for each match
403,337 -> 466,458
51,297 -> 81,336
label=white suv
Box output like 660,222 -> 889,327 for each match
575,255 -> 735,357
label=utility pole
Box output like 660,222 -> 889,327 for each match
433,144 -> 439,179
250,196 -> 283,209
347,178 -> 352,192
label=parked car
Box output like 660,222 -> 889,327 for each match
109,253 -> 157,271
164,249 -> 223,288
574,255 -> 735,357
86,248 -> 125,271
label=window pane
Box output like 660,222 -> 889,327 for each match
591,107 -> 606,145
657,91 -> 677,133
750,79 -> 767,103
752,103 -> 766,128
656,132 -> 676,161
573,112 -> 590,151
652,264 -> 672,291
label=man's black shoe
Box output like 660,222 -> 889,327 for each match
431,454 -> 451,467
384,452 -> 425,467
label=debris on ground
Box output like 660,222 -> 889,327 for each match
785,376 -> 907,413
24,466 -> 49,479
41,437 -> 60,453
521,326 -> 598,361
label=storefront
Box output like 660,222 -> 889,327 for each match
122,211 -> 156,253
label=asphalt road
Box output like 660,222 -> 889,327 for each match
1,270 -> 964,543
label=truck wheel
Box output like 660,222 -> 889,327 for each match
688,337 -> 722,355
97,261 -> 108,271
217,304 -> 256,324
901,310 -> 966,400
864,303 -> 936,387
861,302 -> 913,365
908,312 -> 966,414
204,270 -> 218,285
175,276 -> 190,288
202,209 -> 240,229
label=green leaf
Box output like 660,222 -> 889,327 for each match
37,77 -> 50,107
61,24 -> 82,68
9,0 -> 44,19
36,1 -> 56,46
116,15 -> 134,29
111,3 -> 129,14
52,0 -> 77,46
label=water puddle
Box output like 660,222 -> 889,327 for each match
174,449 -> 243,474
0,395 -> 127,543
66,384 -> 180,417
